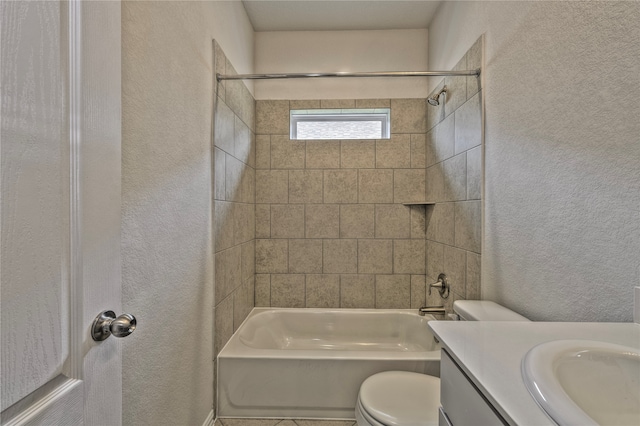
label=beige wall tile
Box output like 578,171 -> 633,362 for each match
454,92 -> 482,154
225,155 -> 243,202
233,278 -> 253,331
340,275 -> 375,308
271,135 -> 306,169
358,239 -> 392,274
306,140 -> 341,169
271,204 -> 304,238
411,275 -> 426,308
289,239 -> 323,273
241,240 -> 255,282
427,113 -> 455,166
215,99 -> 235,154
215,201 -> 234,252
255,204 -> 270,238
324,169 -> 358,203
271,274 -> 305,308
320,99 -> 355,108
466,145 -> 482,200
341,140 -> 375,169
290,99 -> 321,109
323,239 -> 357,273
358,169 -> 393,204
226,63 -> 255,131
394,169 -> 426,203
256,239 -> 288,273
376,275 -> 411,308
394,240 -> 426,274
256,170 -> 288,204
340,204 -> 374,238
234,115 -> 252,165
425,203 -> 455,245
214,148 -> 226,200
256,100 -> 289,134
426,240 -> 444,281
466,36 -> 483,99
234,203 -> 255,244
289,170 -> 323,203
410,206 -> 426,238
375,204 -> 411,238
375,134 -> 411,168
390,99 -> 427,133
444,56 -> 467,117
256,135 -> 270,169
454,201 -> 481,253
255,274 -> 271,307
444,245 -> 467,298
306,274 -> 340,308
443,153 -> 467,202
306,204 -> 340,238
410,134 -> 426,168
214,41 -> 226,101
426,163 -> 445,202
427,80 -> 446,131
356,99 -> 390,108
214,295 -> 233,356
215,246 -> 241,302
466,252 -> 481,300
243,167 -> 256,204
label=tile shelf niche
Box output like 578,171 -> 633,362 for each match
402,202 -> 435,206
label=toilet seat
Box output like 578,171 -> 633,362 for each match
356,371 -> 440,426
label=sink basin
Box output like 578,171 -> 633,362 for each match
522,340 -> 640,426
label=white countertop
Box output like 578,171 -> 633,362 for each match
428,321 -> 640,425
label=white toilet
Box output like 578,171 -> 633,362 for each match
355,300 -> 529,426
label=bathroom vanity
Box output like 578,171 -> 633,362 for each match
429,321 -> 640,425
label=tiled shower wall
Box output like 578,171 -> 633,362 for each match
253,98 -> 431,309
424,36 -> 483,311
213,41 -> 256,369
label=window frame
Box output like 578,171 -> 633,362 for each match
290,109 -> 391,140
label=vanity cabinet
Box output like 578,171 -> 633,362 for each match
439,350 -> 508,426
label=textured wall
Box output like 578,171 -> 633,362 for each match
213,42 -> 256,410
254,99 -> 430,309
428,1 -> 640,321
121,2 -> 254,424
424,37 -> 483,313
255,30 -> 429,100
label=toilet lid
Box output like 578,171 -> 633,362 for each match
359,371 -> 440,426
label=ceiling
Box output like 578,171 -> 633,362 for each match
242,1 -> 442,32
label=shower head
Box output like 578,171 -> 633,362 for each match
427,86 -> 447,106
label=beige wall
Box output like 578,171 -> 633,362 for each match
121,2 -> 254,424
255,29 -> 429,100
253,99 -> 432,309
428,1 -> 640,321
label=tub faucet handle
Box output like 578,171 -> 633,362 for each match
428,273 -> 449,299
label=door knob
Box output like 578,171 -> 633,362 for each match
91,310 -> 137,341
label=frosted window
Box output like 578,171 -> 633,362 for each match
290,108 -> 390,140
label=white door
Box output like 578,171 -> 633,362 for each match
1,1 -> 123,424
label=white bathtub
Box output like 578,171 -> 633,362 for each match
217,308 -> 440,419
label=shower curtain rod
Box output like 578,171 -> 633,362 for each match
216,69 -> 480,81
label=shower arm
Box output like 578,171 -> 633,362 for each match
216,69 -> 481,81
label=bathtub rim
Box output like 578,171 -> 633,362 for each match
218,307 -> 440,361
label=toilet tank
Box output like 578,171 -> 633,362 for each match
453,300 -> 529,321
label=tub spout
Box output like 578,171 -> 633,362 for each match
418,306 -> 446,317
